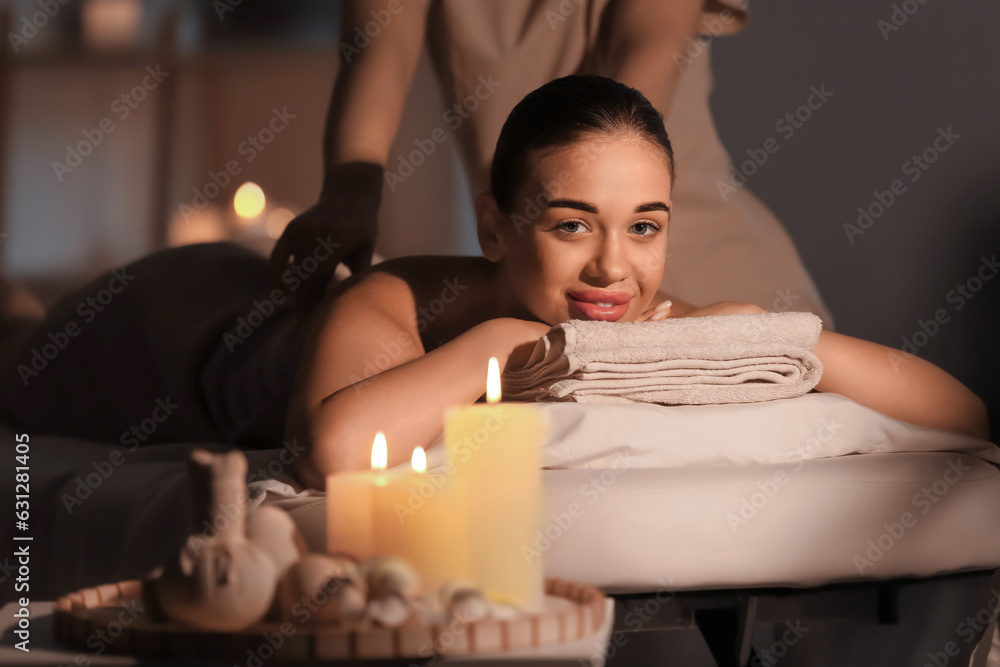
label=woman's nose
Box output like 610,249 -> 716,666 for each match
585,237 -> 628,283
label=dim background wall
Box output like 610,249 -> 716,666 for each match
708,0 -> 1000,431
1,0 -> 998,429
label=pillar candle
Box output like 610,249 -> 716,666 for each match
327,435 -> 469,598
372,447 -> 469,597
325,433 -> 389,561
444,358 -> 546,611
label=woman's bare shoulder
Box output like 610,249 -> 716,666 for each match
322,255 -> 491,322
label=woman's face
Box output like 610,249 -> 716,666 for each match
482,134 -> 672,325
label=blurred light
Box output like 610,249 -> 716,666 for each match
234,182 -> 266,221
266,207 -> 295,239
81,0 -> 142,51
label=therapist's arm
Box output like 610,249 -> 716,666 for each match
601,0 -> 706,116
324,0 -> 432,171
269,0 -> 432,306
813,330 -> 990,440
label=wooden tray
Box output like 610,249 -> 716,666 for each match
52,578 -> 608,660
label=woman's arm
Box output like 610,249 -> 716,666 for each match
812,330 -> 990,440
671,301 -> 989,439
289,271 -> 549,489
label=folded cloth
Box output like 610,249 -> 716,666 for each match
502,312 -> 824,405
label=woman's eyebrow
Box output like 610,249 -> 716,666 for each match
545,199 -> 670,214
635,202 -> 670,213
546,199 -> 597,213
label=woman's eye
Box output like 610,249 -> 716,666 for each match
630,221 -> 660,236
557,220 -> 587,234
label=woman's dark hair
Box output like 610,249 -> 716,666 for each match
490,74 -> 675,214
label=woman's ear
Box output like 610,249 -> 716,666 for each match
475,191 -> 504,262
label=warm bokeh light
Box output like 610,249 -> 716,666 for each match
486,356 -> 501,403
233,182 -> 266,220
266,207 -> 295,239
371,432 -> 388,471
411,447 -> 427,473
81,0 -> 142,51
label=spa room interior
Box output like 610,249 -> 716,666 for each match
0,1 -> 999,665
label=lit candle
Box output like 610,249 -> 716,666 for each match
325,432 -> 388,561
444,357 -> 546,610
327,433 -> 468,597
372,446 -> 469,596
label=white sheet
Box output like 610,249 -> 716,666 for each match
255,393 -> 1000,591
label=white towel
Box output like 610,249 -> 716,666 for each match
502,312 -> 824,405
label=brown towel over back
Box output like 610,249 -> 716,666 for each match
502,312 -> 824,405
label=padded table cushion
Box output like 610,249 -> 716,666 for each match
3,393 -> 997,602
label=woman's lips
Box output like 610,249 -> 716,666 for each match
567,290 -> 632,321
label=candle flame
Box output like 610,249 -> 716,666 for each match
371,432 -> 388,470
411,447 -> 427,473
486,356 -> 501,403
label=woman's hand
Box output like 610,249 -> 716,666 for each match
675,301 -> 767,318
636,299 -> 766,321
636,298 -> 674,322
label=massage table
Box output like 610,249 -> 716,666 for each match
3,392 -> 999,665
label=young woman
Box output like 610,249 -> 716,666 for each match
0,76 -> 987,486
286,75 -> 990,490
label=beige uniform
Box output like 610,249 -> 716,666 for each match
424,0 -> 835,330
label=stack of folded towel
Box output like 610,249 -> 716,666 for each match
502,312 -> 824,405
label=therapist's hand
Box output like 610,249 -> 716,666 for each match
269,162 -> 383,313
